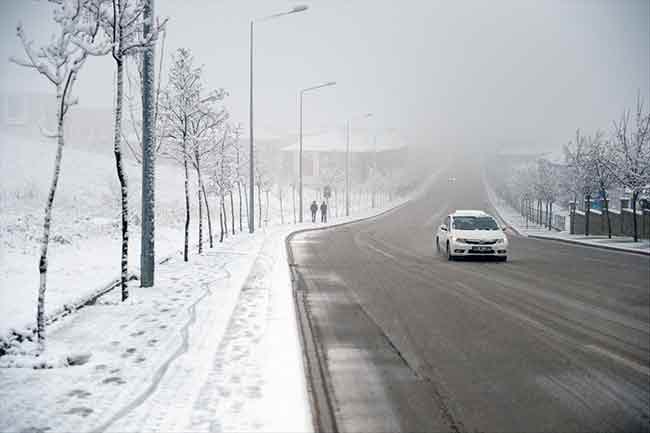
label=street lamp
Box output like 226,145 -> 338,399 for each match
345,113 -> 372,217
249,5 -> 308,233
298,81 -> 337,222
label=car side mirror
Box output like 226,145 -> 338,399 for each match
441,225 -> 448,231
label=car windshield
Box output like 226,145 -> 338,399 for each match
452,216 -> 499,230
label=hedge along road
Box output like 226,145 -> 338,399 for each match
288,156 -> 650,433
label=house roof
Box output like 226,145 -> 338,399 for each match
280,129 -> 406,153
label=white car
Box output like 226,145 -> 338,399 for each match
435,210 -> 508,261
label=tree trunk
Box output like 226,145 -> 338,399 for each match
221,194 -> 227,238
114,58 -> 130,301
218,196 -> 224,242
604,196 -> 612,239
257,184 -> 262,228
221,197 -> 227,239
36,86 -> 67,348
201,182 -> 213,248
279,187 -> 284,224
183,141 -> 190,261
585,194 -> 591,236
548,201 -> 553,231
229,190 -> 235,235
237,181 -> 243,232
196,167 -> 203,254
632,192 -> 639,242
265,189 -> 270,226
243,182 -> 249,224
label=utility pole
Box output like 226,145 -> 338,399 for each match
140,0 -> 155,287
248,20 -> 254,233
248,5 -> 309,233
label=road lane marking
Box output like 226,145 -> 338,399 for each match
363,240 -> 398,261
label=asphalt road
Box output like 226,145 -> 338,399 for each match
288,162 -> 650,433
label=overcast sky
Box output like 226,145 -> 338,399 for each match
1,0 -> 648,151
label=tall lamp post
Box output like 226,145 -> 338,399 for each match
345,113 -> 372,217
249,5 -> 308,233
298,81 -> 337,222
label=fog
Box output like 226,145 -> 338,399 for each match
1,0 -> 649,153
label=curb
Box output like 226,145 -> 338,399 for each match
528,234 -> 650,257
285,199 -> 412,433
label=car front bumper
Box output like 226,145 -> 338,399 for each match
450,243 -> 507,256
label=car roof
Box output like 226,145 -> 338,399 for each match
450,210 -> 490,217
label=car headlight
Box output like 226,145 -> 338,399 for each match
495,238 -> 505,244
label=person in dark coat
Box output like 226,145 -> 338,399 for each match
310,200 -> 318,223
320,200 -> 328,223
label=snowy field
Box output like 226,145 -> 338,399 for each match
0,132 -> 190,341
0,131 -> 369,343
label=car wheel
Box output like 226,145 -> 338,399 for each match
446,241 -> 454,261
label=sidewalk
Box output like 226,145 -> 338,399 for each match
0,194 -> 413,433
484,180 -> 650,256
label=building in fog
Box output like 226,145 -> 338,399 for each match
280,129 -> 407,189
1,92 -> 113,152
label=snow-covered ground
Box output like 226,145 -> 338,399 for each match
0,199 -> 410,433
484,178 -> 650,255
0,132 -> 189,340
1,130 -> 419,432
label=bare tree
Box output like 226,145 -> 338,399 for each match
122,26 -> 166,164
564,129 -> 596,235
159,48 -> 203,261
231,125 -> 246,232
187,90 -> 227,251
10,0 -> 106,348
585,131 -> 616,238
607,97 -> 650,242
210,126 -> 234,242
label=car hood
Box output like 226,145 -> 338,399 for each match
451,229 -> 505,241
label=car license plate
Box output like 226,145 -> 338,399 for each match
472,246 -> 491,252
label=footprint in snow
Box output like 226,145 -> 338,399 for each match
102,376 -> 126,385
130,330 -> 145,337
121,348 -> 137,358
147,339 -> 158,347
19,427 -> 51,433
134,356 -> 146,363
67,389 -> 92,399
65,407 -> 93,417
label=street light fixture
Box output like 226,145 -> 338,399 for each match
345,112 -> 372,217
298,81 -> 337,222
248,5 -> 308,233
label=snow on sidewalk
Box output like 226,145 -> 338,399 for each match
0,193 -> 412,433
484,178 -> 650,255
0,234 -> 264,433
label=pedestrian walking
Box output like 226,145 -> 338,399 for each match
320,200 -> 328,223
310,200 -> 318,223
